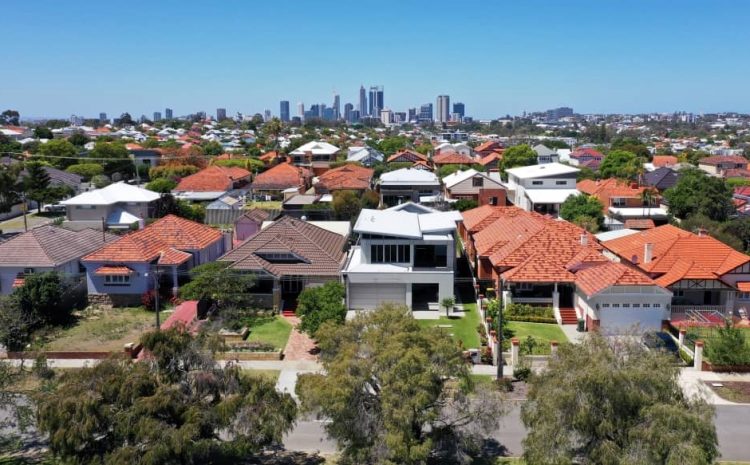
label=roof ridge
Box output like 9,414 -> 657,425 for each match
32,226 -> 61,266
285,218 -> 342,263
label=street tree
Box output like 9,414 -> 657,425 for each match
664,168 -> 734,221
90,141 -> 133,177
0,165 -> 20,214
521,334 -> 718,465
37,138 -> 78,169
332,190 -> 362,221
297,304 -> 505,465
33,126 -> 53,139
180,261 -> 256,307
0,110 -> 20,125
36,328 -> 297,465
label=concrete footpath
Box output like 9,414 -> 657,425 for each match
679,368 -> 750,405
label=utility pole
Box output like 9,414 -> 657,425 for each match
154,270 -> 160,330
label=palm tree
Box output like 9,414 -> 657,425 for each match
640,188 -> 657,220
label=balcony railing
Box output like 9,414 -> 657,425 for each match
671,305 -> 725,314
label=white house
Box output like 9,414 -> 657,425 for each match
289,141 -> 340,168
346,146 -> 384,166
504,162 -> 579,216
378,168 -> 441,206
60,182 -> 161,230
343,206 -> 462,313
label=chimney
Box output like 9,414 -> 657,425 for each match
696,228 -> 707,237
580,234 -> 588,246
644,243 -> 654,264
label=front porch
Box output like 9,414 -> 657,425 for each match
501,282 -> 577,324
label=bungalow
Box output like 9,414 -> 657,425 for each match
219,216 -> 349,311
477,152 -> 502,171
289,141 -> 340,174
387,149 -> 429,165
60,182 -> 161,230
82,215 -> 227,307
343,206 -> 463,312
443,169 -> 506,206
698,155 -> 748,177
577,178 -> 667,229
569,148 -> 604,167
601,224 -> 750,321
379,168 -> 441,206
504,162 -> 579,217
249,163 -> 312,200
173,165 -> 251,201
314,164 -> 374,194
346,146 -> 384,166
0,226 -> 116,295
460,205 -> 672,333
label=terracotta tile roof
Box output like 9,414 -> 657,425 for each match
432,152 -> 475,165
571,148 -> 604,160
724,168 -> 750,179
412,160 -> 432,170
94,265 -> 134,276
315,164 -> 373,192
735,186 -> 750,197
580,158 -> 602,169
478,152 -> 502,166
577,178 -> 654,213
652,155 -> 678,167
475,141 -> 504,153
83,215 -> 223,263
698,155 -> 748,166
602,224 -> 750,284
0,226 -> 116,267
174,166 -> 251,192
219,216 -> 347,277
125,143 -> 143,150
387,150 -> 428,164
259,151 -> 282,163
574,261 -> 657,297
251,163 -> 311,191
737,282 -> 750,292
624,219 -> 655,229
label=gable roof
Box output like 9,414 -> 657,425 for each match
236,208 -> 271,224
83,215 -> 223,263
574,261 -> 658,297
432,151 -> 475,165
386,149 -> 428,164
380,168 -> 439,185
475,140 -> 504,153
601,224 -> 750,285
478,152 -> 503,167
652,155 -> 679,167
533,144 -> 557,157
289,141 -> 340,156
570,147 -> 604,160
250,163 -> 311,191
219,216 -> 347,277
315,164 -> 373,191
61,182 -> 160,206
577,178 -> 652,213
644,167 -> 680,190
0,226 -> 116,267
174,165 -> 251,193
443,169 -> 504,189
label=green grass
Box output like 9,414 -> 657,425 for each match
245,316 -> 293,349
507,321 -> 568,355
244,200 -> 282,210
38,307 -> 156,352
242,369 -> 281,382
418,302 -> 481,349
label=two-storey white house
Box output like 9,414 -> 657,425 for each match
343,205 -> 462,313
504,162 -> 579,217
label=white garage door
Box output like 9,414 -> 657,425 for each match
349,283 -> 407,310
599,308 -> 664,334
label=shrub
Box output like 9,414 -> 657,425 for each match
480,346 -> 493,364
91,174 -> 111,188
506,315 -> 557,324
227,341 -> 276,352
149,164 -> 200,180
145,178 -> 177,193
495,377 -> 514,392
513,365 -> 532,382
452,199 -> 478,212
66,163 -> 103,180
506,303 -> 554,318
141,290 -> 157,311
705,321 -> 750,366
521,335 -> 538,355
296,282 -> 346,336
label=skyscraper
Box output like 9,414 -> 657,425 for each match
153,111 -> 162,122
359,85 -> 367,117
99,112 -> 107,122
344,103 -> 354,122
333,94 -> 341,120
452,102 -> 465,119
264,109 -> 272,122
216,108 -> 227,121
368,86 -> 384,117
297,102 -> 305,119
165,108 -> 173,120
436,95 -> 450,123
418,103 -> 433,123
280,101 -> 290,122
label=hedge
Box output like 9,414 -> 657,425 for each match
506,315 -> 557,324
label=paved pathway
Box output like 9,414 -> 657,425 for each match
282,316 -> 318,361
559,323 -> 585,344
679,368 -> 750,405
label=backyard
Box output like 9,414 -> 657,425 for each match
418,302 -> 482,349
35,307 -> 156,352
507,321 -> 568,355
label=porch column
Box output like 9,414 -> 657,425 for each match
272,278 -> 281,312
694,340 -> 704,371
726,291 -> 736,317
510,338 -> 520,367
171,266 -> 178,297
552,282 -> 560,311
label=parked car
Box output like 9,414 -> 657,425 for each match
42,204 -> 66,213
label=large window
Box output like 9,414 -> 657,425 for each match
371,244 -> 410,263
472,177 -> 484,187
414,245 -> 448,268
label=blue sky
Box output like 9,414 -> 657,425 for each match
3,0 -> 750,119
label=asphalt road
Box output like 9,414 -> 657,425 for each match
284,404 -> 750,461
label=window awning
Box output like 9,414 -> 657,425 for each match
94,265 -> 134,276
737,282 -> 750,292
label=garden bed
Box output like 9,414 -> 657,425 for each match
704,381 -> 750,403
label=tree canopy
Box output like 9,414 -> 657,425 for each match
36,329 -> 297,465
501,144 -> 537,171
559,194 -> 604,232
297,304 -> 505,464
663,168 -> 734,221
599,149 -> 643,180
521,334 -> 718,465
180,262 -> 256,307
295,281 -> 346,336
37,139 -> 78,169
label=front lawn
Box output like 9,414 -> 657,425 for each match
418,303 -> 481,349
243,369 -> 281,382
245,315 -> 293,349
507,321 -> 568,355
36,307 -> 156,352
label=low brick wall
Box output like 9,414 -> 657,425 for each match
6,351 -> 114,360
216,350 -> 283,361
88,293 -> 142,308
701,361 -> 750,373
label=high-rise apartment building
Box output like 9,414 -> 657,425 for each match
153,111 -> 162,122
344,103 -> 354,122
452,102 -> 465,119
407,108 -> 417,122
99,112 -> 107,122
297,102 -> 305,119
280,100 -> 290,122
368,86 -> 384,117
380,108 -> 393,126
418,103 -> 433,123
264,109 -> 271,121
165,108 -> 173,119
436,95 -> 450,123
349,109 -> 360,124
216,108 -> 227,121
333,94 -> 341,120
359,85 -> 367,117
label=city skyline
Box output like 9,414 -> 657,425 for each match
3,1 -> 750,119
